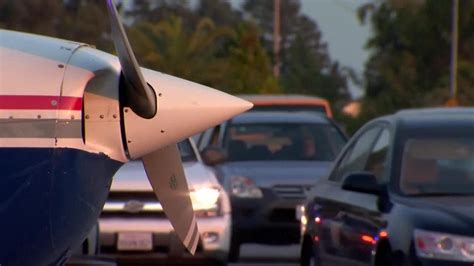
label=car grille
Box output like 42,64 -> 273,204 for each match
107,191 -> 157,202
268,208 -> 298,224
272,185 -> 308,199
101,191 -> 163,216
100,211 -> 167,218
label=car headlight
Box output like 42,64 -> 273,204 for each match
190,187 -> 220,212
414,229 -> 474,262
230,176 -> 263,198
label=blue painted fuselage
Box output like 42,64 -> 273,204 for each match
0,148 -> 122,266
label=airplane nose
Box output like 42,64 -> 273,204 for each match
122,68 -> 253,159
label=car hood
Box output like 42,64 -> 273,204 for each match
409,196 -> 474,223
110,160 -> 219,191
218,161 -> 332,188
393,195 -> 474,235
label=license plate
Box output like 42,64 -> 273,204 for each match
117,232 -> 153,251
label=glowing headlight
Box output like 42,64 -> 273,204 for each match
190,187 -> 220,211
415,229 -> 474,262
230,176 -> 263,198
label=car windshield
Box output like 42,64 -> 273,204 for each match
400,138 -> 474,196
178,140 -> 197,162
224,123 -> 345,161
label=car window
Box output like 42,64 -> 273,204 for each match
224,122 -> 346,161
400,138 -> 474,196
178,140 -> 197,162
209,125 -> 221,146
329,127 -> 381,182
196,126 -> 219,151
364,128 -> 391,183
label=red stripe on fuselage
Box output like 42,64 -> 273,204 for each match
0,95 -> 82,110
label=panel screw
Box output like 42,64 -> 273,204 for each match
51,100 -> 58,106
58,64 -> 64,68
113,114 -> 117,119
71,115 -> 75,120
99,115 -> 104,119
37,115 -> 41,119
85,115 -> 90,119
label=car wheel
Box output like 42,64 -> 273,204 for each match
374,243 -> 393,266
301,236 -> 319,266
211,259 -> 228,266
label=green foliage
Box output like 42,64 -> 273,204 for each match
0,0 -> 111,51
223,22 -> 280,94
359,0 -> 474,121
128,16 -> 234,88
126,0 -> 279,94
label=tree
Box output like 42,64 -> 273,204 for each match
126,0 -> 197,33
358,0 -> 474,119
243,0 -> 350,102
128,15 -> 279,95
224,22 -> 280,94
128,16 -> 234,86
0,0 -> 111,51
196,0 -> 243,28
0,0 -> 62,36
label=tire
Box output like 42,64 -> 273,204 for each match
210,259 -> 228,266
374,243 -> 393,266
301,236 -> 319,266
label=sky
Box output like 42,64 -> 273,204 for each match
300,0 -> 371,98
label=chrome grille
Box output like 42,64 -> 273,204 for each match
272,185 -> 308,199
102,191 -> 163,215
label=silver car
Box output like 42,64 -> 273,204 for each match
99,139 -> 231,265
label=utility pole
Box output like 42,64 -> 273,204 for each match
273,0 -> 281,78
448,0 -> 459,106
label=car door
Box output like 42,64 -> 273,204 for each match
335,126 -> 391,264
311,123 -> 388,265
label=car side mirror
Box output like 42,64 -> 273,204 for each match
342,172 -> 385,196
342,172 -> 392,212
201,146 -> 227,166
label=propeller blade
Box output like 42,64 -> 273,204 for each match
142,144 -> 199,254
106,0 -> 156,119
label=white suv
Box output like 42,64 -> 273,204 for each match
98,138 -> 231,265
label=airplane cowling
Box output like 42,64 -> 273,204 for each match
64,46 -> 129,162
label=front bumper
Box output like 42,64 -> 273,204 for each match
99,214 -> 231,262
231,189 -> 304,245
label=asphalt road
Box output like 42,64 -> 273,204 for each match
67,244 -> 300,266
230,244 -> 299,266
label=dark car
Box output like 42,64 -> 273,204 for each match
299,108 -> 474,266
198,111 -> 347,261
